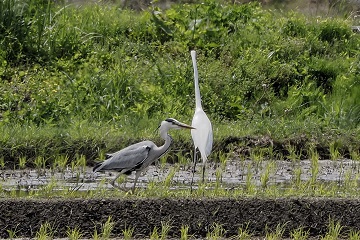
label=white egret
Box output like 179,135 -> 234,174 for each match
190,50 -> 213,183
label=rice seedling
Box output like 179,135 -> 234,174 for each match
206,223 -> 226,240
6,226 -> 19,239
34,156 -> 47,176
329,141 -> 341,161
92,227 -> 99,240
237,224 -> 252,240
250,148 -> 265,173
322,219 -> 343,240
38,177 -> 58,197
100,216 -> 115,239
342,169 -> 355,194
18,156 -> 26,169
194,182 -> 207,197
309,147 -> 319,187
260,161 -> 276,189
350,150 -> 360,161
53,155 -> 69,173
163,165 -> 178,189
66,226 -> 83,240
245,164 -> 256,195
122,225 -> 134,240
150,226 -> 160,240
180,225 -> 189,240
177,152 -> 189,170
35,222 -> 53,240
215,167 -> 223,186
0,156 -> 5,169
265,223 -> 286,240
349,229 -> 360,240
286,144 -> 300,164
218,151 -> 229,170
160,221 -> 172,240
290,227 -> 309,240
293,166 -> 302,188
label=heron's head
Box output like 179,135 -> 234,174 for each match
159,118 -> 195,132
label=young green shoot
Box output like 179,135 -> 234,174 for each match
250,148 -> 264,173
7,225 -> 19,239
101,216 -> 115,239
265,223 -> 286,240
0,156 -> 5,169
150,226 -> 160,240
122,225 -> 134,240
35,222 -> 53,240
245,163 -> 256,195
329,141 -> 341,161
53,154 -> 69,173
206,223 -> 226,240
293,166 -> 302,189
160,221 -> 172,240
18,156 -> 26,169
260,161 -> 276,190
66,226 -> 83,240
290,227 -> 309,240
287,144 -> 300,164
309,147 -> 319,187
349,229 -> 360,240
237,224 -> 252,240
34,156 -> 46,176
180,225 -> 189,240
163,165 -> 178,189
322,219 -> 343,240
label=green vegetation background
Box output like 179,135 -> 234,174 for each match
1,0 -> 360,168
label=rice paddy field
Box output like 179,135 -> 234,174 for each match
1,0 -> 360,239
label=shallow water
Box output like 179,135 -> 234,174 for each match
1,158 -> 359,192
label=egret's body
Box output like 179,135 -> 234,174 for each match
93,118 -> 194,192
190,50 -> 213,182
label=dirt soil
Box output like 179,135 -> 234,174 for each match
1,198 -> 360,238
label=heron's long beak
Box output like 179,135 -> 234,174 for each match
177,122 -> 195,129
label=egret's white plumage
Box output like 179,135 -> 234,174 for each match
190,50 -> 213,182
93,118 -> 194,192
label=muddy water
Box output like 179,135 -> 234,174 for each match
1,158 -> 359,192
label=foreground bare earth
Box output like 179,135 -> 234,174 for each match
1,197 -> 360,238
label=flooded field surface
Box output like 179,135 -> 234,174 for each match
1,158 -> 360,239
1,158 -> 359,192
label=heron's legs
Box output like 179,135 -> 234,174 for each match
131,171 -> 142,194
110,171 -> 131,192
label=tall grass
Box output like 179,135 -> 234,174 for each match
0,0 -> 360,166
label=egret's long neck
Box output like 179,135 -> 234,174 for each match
191,51 -> 202,110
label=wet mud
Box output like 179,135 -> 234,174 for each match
1,157 -> 360,238
1,197 -> 360,238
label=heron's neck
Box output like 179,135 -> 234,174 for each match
159,131 -> 173,155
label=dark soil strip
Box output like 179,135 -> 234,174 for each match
1,198 -> 360,238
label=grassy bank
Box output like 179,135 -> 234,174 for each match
0,0 -> 360,168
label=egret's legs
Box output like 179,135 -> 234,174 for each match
190,147 -> 197,193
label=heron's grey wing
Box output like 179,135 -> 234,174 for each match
99,141 -> 155,171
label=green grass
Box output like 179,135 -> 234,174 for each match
0,0 -> 360,168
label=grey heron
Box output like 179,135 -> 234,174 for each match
93,118 -> 194,192
190,50 -> 213,184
